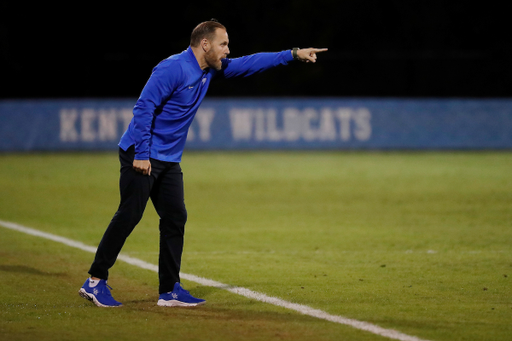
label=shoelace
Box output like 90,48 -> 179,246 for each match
101,283 -> 114,297
178,284 -> 190,295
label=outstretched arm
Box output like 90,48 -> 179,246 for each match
217,47 -> 327,78
217,47 -> 328,79
218,51 -> 293,79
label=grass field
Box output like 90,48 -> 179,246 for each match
0,151 -> 511,341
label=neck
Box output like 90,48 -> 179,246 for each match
190,46 -> 209,70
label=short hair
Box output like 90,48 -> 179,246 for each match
190,19 -> 226,47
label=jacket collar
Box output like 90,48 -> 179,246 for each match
185,46 -> 205,71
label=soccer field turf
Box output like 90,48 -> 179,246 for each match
0,151 -> 511,341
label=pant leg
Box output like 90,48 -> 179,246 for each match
88,147 -> 155,280
150,162 -> 187,294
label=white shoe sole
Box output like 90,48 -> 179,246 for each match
78,288 -> 122,308
157,299 -> 206,307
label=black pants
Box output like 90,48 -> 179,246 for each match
89,146 -> 187,294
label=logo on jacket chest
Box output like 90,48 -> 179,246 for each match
187,78 -> 207,90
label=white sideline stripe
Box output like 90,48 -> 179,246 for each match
0,219 -> 430,341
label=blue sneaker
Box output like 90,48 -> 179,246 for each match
157,282 -> 206,307
78,278 -> 122,307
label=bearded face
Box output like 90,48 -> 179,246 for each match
205,28 -> 230,71
205,48 -> 224,70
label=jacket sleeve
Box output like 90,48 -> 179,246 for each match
216,50 -> 294,79
132,61 -> 181,160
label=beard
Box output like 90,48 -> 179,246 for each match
205,50 -> 223,71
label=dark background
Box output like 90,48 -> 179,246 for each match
1,1 -> 510,99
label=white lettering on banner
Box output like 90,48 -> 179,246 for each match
283,108 -> 301,141
187,109 -> 216,142
229,109 -> 253,140
59,108 -> 134,143
303,108 -> 317,141
266,109 -> 281,141
59,109 -> 79,142
60,106 -> 371,145
337,108 -> 352,141
319,108 -> 336,141
353,108 -> 372,141
229,107 -> 372,142
98,109 -> 117,141
254,109 -> 266,141
81,109 -> 96,142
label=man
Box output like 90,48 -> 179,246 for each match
79,19 -> 327,307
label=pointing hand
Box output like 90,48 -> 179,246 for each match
295,48 -> 328,63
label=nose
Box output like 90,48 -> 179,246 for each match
225,47 -> 230,56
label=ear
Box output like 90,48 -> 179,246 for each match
201,38 -> 210,52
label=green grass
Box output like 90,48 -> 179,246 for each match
1,151 -> 511,341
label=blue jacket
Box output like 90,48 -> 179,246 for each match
119,47 -> 294,162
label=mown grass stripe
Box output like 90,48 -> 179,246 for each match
0,219 -> 430,341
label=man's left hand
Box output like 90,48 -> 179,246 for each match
296,48 -> 328,63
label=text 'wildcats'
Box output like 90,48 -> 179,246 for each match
229,107 -> 371,142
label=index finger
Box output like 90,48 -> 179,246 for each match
311,48 -> 328,53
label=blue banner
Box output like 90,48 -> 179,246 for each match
1,98 -> 511,151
